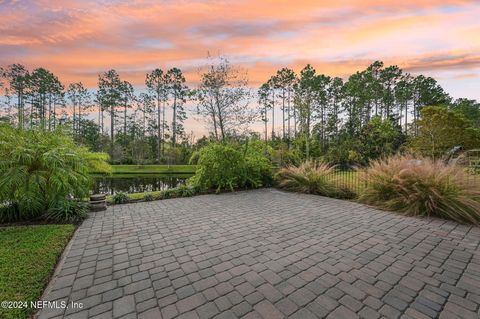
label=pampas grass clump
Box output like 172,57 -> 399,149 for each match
358,155 -> 480,224
276,161 -> 353,198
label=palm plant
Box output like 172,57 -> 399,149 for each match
359,155 -> 480,224
0,124 -> 111,222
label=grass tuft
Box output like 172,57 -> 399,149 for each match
358,155 -> 480,224
276,161 -> 354,198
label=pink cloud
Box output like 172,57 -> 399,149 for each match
0,1 -> 479,93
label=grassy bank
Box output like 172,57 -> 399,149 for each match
106,190 -> 163,203
106,184 -> 198,204
0,225 -> 75,319
97,164 -> 197,175
95,173 -> 194,179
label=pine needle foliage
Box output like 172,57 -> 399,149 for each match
0,124 -> 111,222
358,155 -> 480,224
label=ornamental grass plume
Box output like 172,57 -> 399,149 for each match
276,160 -> 353,198
358,155 -> 480,224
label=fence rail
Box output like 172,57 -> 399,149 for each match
329,170 -> 364,194
329,167 -> 479,195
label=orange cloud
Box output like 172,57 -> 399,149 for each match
0,0 -> 479,91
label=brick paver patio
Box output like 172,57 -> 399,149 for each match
36,189 -> 480,319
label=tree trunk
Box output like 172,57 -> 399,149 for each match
157,93 -> 161,163
110,107 -> 114,152
211,107 -> 218,140
78,101 -> 81,135
162,100 -> 166,156
48,95 -> 52,131
287,88 -> 291,148
282,90 -> 285,139
294,106 -> 297,137
73,101 -> 76,135
172,92 -> 177,148
124,100 -> 127,143
53,100 -> 56,130
18,94 -> 23,129
321,103 -> 325,147
217,106 -> 225,141
306,105 -> 311,159
264,105 -> 268,142
271,90 -> 275,138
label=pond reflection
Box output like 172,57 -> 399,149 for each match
92,174 -> 192,194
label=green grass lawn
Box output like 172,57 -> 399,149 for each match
99,164 -> 197,175
0,225 -> 75,319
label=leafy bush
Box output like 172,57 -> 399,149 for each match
160,190 -> 172,199
189,142 -> 273,192
244,139 -> 275,187
174,185 -> 197,197
410,106 -> 480,160
0,203 -> 20,223
143,194 -> 154,201
0,125 -> 111,222
44,200 -> 88,223
112,192 -> 129,204
358,155 -> 480,224
276,161 -> 354,198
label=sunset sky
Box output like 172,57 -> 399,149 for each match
1,0 -> 480,135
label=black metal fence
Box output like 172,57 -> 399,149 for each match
329,165 -> 479,196
329,169 -> 365,194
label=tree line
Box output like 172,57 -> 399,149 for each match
1,57 -> 479,164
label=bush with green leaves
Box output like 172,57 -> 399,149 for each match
358,155 -> 480,224
143,194 -> 154,201
112,192 -> 129,204
410,106 -> 480,160
172,185 -> 197,197
0,202 -> 20,224
276,161 -> 354,198
0,125 -> 111,223
44,200 -> 89,223
189,141 -> 273,192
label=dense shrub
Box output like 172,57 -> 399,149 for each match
44,200 -> 89,223
143,194 -> 154,201
0,125 -> 111,223
112,192 -> 129,204
276,161 -> 354,198
0,203 -> 20,223
358,155 -> 480,224
410,106 -> 480,160
189,142 -> 273,192
244,139 -> 275,187
322,118 -> 405,166
174,185 -> 197,197
106,184 -> 199,204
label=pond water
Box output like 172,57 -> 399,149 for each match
92,174 -> 193,194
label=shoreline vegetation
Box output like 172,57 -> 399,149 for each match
91,164 -> 197,175
102,168 -> 359,204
